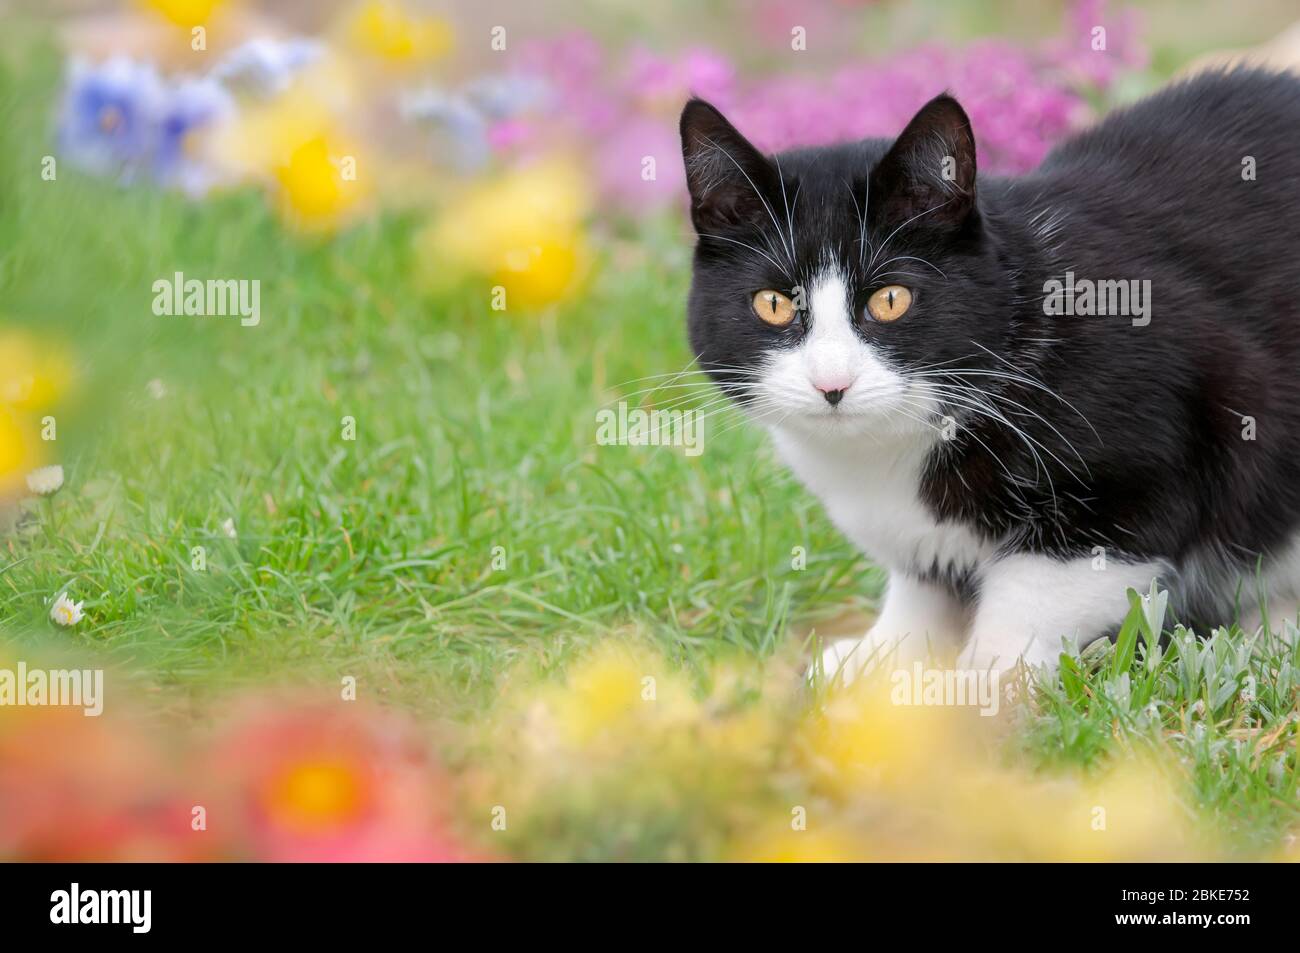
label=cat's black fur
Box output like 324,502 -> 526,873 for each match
681,68 -> 1300,630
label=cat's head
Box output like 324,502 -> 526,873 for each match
680,94 -> 1013,439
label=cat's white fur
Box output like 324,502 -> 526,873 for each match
1238,533 -> 1300,633
758,266 -> 1170,680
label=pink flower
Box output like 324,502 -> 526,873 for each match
487,118 -> 532,153
682,48 -> 736,104
596,116 -> 684,208
494,1 -> 1145,212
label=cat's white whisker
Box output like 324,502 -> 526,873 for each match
696,134 -> 797,273
866,199 -> 953,273
697,232 -> 790,277
869,255 -> 947,281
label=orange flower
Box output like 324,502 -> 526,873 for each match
262,757 -> 367,836
207,700 -> 488,862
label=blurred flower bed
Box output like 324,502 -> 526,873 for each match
0,640 -> 1253,862
54,0 -> 1142,282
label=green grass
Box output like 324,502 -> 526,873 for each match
1017,585 -> 1300,854
0,52 -> 873,712
0,46 -> 1297,856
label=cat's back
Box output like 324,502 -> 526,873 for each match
1040,67 -> 1300,180
1018,68 -> 1300,323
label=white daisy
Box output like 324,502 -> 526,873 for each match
26,465 -> 64,496
50,592 -> 84,627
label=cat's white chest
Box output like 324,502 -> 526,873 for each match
769,426 -> 992,578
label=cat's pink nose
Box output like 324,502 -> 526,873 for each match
813,378 -> 852,407
813,377 -> 853,394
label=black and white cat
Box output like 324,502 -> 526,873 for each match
679,68 -> 1300,679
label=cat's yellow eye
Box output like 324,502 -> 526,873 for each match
752,290 -> 796,327
866,285 -> 913,323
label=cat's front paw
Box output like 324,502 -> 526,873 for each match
813,630 -> 928,687
956,635 -> 1061,675
815,636 -> 876,686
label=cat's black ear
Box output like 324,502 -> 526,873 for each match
680,99 -> 778,234
870,93 -> 977,231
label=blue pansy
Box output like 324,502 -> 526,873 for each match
58,56 -> 165,182
58,56 -> 235,195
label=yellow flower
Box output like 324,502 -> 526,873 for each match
140,0 -> 227,28
419,159 -> 591,310
730,825 -> 871,863
555,651 -> 644,742
0,405 -> 40,496
934,756 -> 1211,861
344,1 -> 453,65
210,85 -> 369,232
0,329 -> 71,496
495,239 -> 585,311
0,330 -> 75,411
1051,758 -> 1208,861
801,678 -> 975,795
538,644 -> 698,751
275,137 -> 349,224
